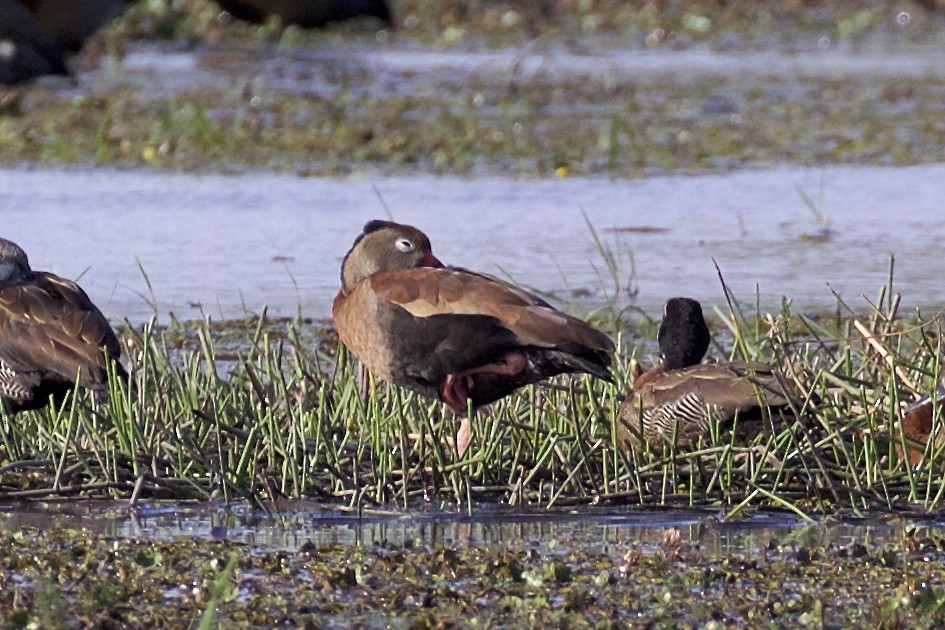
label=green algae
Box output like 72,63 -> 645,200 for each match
5,60 -> 945,177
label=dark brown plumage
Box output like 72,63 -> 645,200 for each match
333,220 -> 614,453
19,0 -> 135,52
214,0 -> 392,29
0,0 -> 68,85
616,297 -> 795,454
0,237 -> 126,413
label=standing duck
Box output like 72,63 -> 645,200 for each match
616,297 -> 795,454
332,220 -> 615,454
0,238 -> 126,413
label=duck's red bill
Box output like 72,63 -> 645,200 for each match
423,251 -> 444,267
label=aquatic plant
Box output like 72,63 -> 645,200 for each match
0,265 -> 942,518
4,1 -> 945,176
4,519 -> 945,627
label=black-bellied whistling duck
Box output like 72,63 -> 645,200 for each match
213,0 -> 392,29
616,297 -> 797,454
332,220 -> 615,454
19,0 -> 135,53
0,237 -> 126,413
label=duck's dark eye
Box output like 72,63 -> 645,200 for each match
395,238 -> 415,253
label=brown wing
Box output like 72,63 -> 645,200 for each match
333,266 -> 614,406
0,272 -> 123,387
367,266 -> 615,356
617,361 -> 793,451
646,362 -> 792,417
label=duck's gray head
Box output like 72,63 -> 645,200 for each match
0,238 -> 31,286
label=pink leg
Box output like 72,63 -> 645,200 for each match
456,417 -> 471,456
439,351 -> 527,412
440,351 -> 528,456
439,375 -> 472,455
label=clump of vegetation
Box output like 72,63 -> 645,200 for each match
117,1 -> 945,50
1,272 -> 943,518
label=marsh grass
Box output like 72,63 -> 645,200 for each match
0,267 -> 944,517
10,2 -> 945,176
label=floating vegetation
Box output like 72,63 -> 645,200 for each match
3,522 -> 945,627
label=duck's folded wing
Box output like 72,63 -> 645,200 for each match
368,267 -> 615,356
0,277 -> 121,386
649,363 -> 792,416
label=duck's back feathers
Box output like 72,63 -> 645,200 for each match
0,271 -> 125,411
368,266 -> 612,357
617,361 -> 793,453
897,384 -> 945,466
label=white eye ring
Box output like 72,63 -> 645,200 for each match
395,238 -> 415,253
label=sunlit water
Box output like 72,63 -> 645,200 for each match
353,46 -> 945,82
0,163 -> 942,324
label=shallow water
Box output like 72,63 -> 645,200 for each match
118,41 -> 945,99
355,46 -> 945,82
0,163 -> 942,324
0,501 -> 936,555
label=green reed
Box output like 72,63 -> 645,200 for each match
1,269 -> 944,515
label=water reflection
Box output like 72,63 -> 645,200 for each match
1,164 -> 943,324
1,501 -> 940,556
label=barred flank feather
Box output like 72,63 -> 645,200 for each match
0,360 -> 38,403
617,361 -> 795,454
614,297 -> 806,454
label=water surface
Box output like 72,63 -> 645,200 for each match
118,41 -> 945,97
0,163 -> 941,324
0,501 -> 934,556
